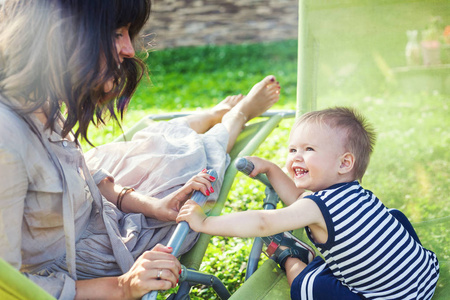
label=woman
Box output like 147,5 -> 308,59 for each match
0,0 -> 280,299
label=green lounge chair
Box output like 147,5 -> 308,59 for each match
0,258 -> 55,300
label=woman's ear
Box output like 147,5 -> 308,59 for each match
339,152 -> 355,175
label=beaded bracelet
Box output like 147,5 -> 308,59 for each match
117,187 -> 135,211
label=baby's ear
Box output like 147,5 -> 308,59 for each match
338,152 -> 355,175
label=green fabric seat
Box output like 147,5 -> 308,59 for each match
230,259 -> 290,300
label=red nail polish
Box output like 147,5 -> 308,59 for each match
209,176 -> 216,181
177,278 -> 179,283
210,187 -> 214,193
179,269 -> 182,275
206,190 -> 210,196
167,246 -> 173,250
202,169 -> 207,173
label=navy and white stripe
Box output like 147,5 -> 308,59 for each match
299,261 -> 326,299
304,181 -> 439,299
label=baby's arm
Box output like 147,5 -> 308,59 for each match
246,156 -> 304,206
177,198 -> 323,238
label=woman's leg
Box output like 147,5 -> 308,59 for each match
221,75 -> 280,152
181,75 -> 281,153
183,94 -> 245,134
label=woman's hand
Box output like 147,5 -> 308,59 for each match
99,170 -> 216,222
176,199 -> 207,232
149,169 -> 216,222
118,244 -> 181,299
75,244 -> 180,300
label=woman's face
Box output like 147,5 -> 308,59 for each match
103,24 -> 135,93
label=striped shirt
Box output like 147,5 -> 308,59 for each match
305,181 -> 439,299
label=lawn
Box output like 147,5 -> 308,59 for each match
81,1 -> 449,298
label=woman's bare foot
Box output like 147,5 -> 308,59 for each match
224,75 -> 280,123
221,75 -> 281,152
183,76 -> 280,145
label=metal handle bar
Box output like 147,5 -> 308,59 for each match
234,157 -> 272,188
235,157 -> 280,280
142,169 -> 218,300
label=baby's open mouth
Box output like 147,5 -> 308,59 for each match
294,167 -> 308,177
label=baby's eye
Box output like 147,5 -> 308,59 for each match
289,148 -> 297,153
306,147 -> 314,151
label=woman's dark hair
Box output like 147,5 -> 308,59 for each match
0,0 -> 151,144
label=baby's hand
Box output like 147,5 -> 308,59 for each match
176,199 -> 207,232
245,156 -> 270,177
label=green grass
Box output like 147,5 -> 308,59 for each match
81,2 -> 450,298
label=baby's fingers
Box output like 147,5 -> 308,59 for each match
177,200 -> 196,221
176,209 -> 193,223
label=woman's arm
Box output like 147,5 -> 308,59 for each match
97,170 -> 216,222
75,244 -> 180,300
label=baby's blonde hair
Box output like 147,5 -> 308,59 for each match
293,107 -> 376,181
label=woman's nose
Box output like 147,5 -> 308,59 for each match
120,32 -> 135,59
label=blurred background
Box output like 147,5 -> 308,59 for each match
145,0 -> 450,96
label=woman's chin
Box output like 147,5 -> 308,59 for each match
103,81 -> 114,94
100,82 -> 119,103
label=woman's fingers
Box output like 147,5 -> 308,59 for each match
119,245 -> 181,298
140,247 -> 181,288
151,243 -> 173,253
162,170 -> 216,221
185,171 -> 216,196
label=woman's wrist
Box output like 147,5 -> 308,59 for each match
122,192 -> 160,219
117,274 -> 133,300
117,187 -> 135,211
75,277 -> 127,300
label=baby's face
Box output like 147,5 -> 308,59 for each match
285,122 -> 347,192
